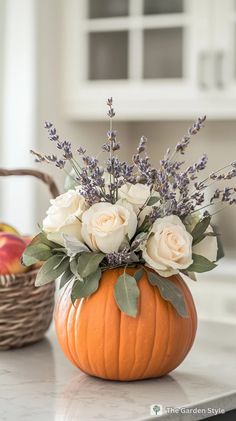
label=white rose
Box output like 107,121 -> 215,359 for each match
142,215 -> 193,277
118,183 -> 151,213
43,189 -> 87,244
81,202 -> 137,253
193,226 -> 218,262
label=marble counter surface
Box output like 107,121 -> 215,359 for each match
0,320 -> 236,421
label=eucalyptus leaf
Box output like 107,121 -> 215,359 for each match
63,235 -> 90,256
78,252 -> 105,278
114,272 -> 140,317
71,267 -> 101,303
30,232 -> 59,248
118,234 -> 130,252
147,271 -> 188,318
59,268 -> 74,289
193,231 -> 218,246
191,216 -> 211,244
64,169 -> 77,191
35,255 -> 70,286
136,215 -> 151,234
187,253 -> 217,273
70,257 -> 80,278
22,243 -> 53,266
181,271 -> 197,282
134,268 -> 144,282
147,196 -> 160,206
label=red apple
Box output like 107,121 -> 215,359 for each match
0,233 -> 28,275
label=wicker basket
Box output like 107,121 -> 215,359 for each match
0,168 -> 60,350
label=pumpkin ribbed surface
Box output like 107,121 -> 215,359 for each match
54,267 -> 197,381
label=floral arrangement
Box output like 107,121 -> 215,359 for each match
23,98 -> 236,318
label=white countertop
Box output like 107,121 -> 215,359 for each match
1,320 -> 236,421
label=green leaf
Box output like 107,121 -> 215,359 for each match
63,235 -> 90,256
191,216 -> 211,244
71,267 -> 101,303
133,268 -> 144,282
64,169 -> 77,191
118,234 -> 130,252
59,268 -> 74,289
114,272 -> 140,317
187,253 -> 217,273
70,257 -> 80,277
30,232 -> 59,248
35,255 -> 70,286
136,215 -> 151,234
78,252 -> 105,278
147,271 -> 188,318
193,231 -> 218,246
147,196 -> 159,206
181,271 -> 197,282
22,243 -> 53,266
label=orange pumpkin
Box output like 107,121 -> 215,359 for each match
54,267 -> 197,381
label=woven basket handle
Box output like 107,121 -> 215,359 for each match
0,168 -> 60,199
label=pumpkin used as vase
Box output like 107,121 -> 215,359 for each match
24,101 -> 227,383
54,267 -> 197,381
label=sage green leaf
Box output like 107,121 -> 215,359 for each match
129,252 -> 139,263
63,235 -> 90,256
35,255 -> 70,286
22,243 -> 53,266
187,253 -> 217,273
134,268 -> 144,282
193,231 -> 218,246
181,271 -> 197,282
64,169 -> 77,191
71,267 -> 101,303
118,234 -> 130,252
147,271 -> 188,318
114,272 -> 140,317
147,196 -> 160,206
78,252 -> 105,278
70,257 -> 80,277
191,216 -> 211,244
59,268 -> 74,289
30,232 -> 59,248
53,247 -> 68,254
136,215 -> 151,234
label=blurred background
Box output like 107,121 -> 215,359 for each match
0,0 -> 236,320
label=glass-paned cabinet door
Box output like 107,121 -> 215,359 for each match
85,0 -> 188,82
63,0 -> 202,119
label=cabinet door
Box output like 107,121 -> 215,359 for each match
209,0 -> 236,117
63,0 -> 210,120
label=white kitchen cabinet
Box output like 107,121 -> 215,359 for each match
62,0 -> 236,120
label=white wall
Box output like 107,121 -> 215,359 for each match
2,0 -> 233,255
0,0 -> 36,233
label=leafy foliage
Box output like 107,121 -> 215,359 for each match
35,255 -> 70,286
71,267 -> 101,304
147,270 -> 188,318
187,254 -> 217,273
114,272 -> 140,317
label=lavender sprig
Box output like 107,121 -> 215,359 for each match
174,116 -> 206,155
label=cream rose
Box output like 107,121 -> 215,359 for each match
142,215 -> 193,277
43,189 -> 87,244
193,226 -> 218,262
81,202 -> 137,253
118,183 -> 151,213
